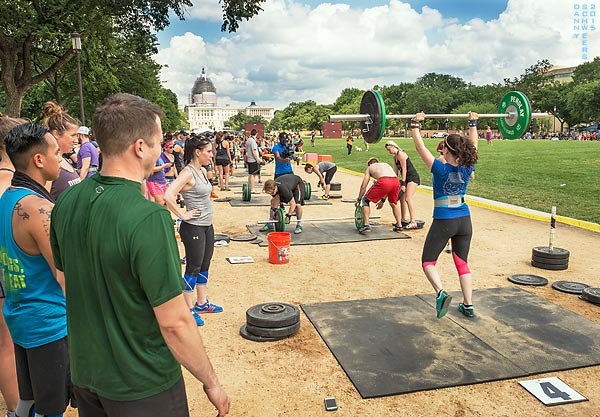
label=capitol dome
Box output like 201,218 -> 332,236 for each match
191,68 -> 217,105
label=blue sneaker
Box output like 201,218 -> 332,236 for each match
436,290 -> 452,319
294,225 -> 303,234
191,310 -> 204,326
457,303 -> 475,317
358,225 -> 371,234
193,299 -> 223,314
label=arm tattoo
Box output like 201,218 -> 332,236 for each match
41,207 -> 52,237
14,202 -> 30,220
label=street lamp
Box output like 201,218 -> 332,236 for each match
553,106 -> 556,135
71,32 -> 85,125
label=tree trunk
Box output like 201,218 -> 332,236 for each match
3,87 -> 26,117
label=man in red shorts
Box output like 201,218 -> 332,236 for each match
354,157 -> 403,233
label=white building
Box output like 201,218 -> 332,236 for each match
185,68 -> 275,132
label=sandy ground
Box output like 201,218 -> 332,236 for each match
3,163 -> 599,417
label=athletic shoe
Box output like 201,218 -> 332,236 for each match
436,290 -> 452,319
210,191 -> 219,199
260,224 -> 274,232
319,195 -> 329,200
191,310 -> 205,326
294,225 -> 303,234
458,303 -> 475,317
392,223 -> 403,232
358,225 -> 371,234
404,222 -> 418,230
194,299 -> 223,314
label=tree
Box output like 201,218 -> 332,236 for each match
504,59 -> 553,98
0,0 -> 265,116
227,112 -> 267,131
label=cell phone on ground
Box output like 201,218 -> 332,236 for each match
324,397 -> 338,411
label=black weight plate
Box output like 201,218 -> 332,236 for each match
230,234 -> 258,242
532,246 -> 570,259
578,294 -> 600,306
329,194 -> 343,199
214,234 -> 230,243
360,90 -> 386,144
507,274 -> 548,286
531,260 -> 568,271
214,197 -> 232,202
581,287 -> 600,304
531,255 -> 569,265
245,321 -> 300,339
246,302 -> 300,328
341,199 -> 356,203
552,281 -> 590,294
239,325 -> 290,342
330,182 -> 342,191
250,238 -> 263,244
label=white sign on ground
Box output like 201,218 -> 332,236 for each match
226,256 -> 254,264
519,377 -> 587,406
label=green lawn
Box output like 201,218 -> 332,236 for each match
303,137 -> 600,224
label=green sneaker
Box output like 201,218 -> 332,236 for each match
457,303 -> 475,317
260,224 -> 274,232
435,290 -> 452,319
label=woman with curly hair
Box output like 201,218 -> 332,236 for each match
42,101 -> 82,199
411,112 -> 479,319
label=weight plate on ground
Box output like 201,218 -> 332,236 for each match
497,91 -> 531,140
354,205 -> 365,230
240,324 -> 291,342
581,287 -> 600,304
214,233 -> 231,243
272,207 -> 286,232
250,238 -> 263,244
214,197 -> 232,202
245,321 -> 300,338
342,199 -> 356,203
531,254 -> 569,265
329,193 -> 343,199
578,294 -> 600,306
507,274 -> 548,286
330,182 -> 342,191
230,234 -> 258,242
531,260 -> 568,270
552,281 -> 590,294
242,183 -> 251,201
304,181 -> 311,200
360,90 -> 386,144
532,246 -> 570,260
246,302 -> 300,328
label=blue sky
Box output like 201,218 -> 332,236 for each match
154,0 -> 598,110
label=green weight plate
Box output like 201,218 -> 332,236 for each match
360,90 -> 386,144
242,183 -> 251,201
304,181 -> 311,200
497,91 -> 531,140
354,205 -> 364,230
273,207 -> 286,232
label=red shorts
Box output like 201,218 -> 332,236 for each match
146,181 -> 167,197
365,176 -> 400,204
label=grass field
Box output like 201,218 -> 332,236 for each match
303,137 -> 600,224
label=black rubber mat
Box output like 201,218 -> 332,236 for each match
246,221 -> 410,246
230,195 -> 331,206
301,287 -> 600,398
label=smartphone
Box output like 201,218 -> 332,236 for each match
324,397 -> 338,411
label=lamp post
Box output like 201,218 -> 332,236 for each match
71,32 -> 85,125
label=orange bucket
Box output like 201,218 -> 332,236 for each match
267,232 -> 291,264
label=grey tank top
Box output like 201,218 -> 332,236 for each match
180,166 -> 213,226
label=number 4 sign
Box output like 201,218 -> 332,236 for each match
519,377 -> 587,406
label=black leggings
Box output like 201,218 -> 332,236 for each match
422,216 -> 472,264
180,222 -> 214,276
324,166 -> 337,184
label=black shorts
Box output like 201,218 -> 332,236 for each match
73,376 -> 189,417
14,336 -> 71,415
215,158 -> 230,167
247,161 -> 260,175
323,166 -> 337,185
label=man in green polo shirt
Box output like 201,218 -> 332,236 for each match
50,93 -> 230,416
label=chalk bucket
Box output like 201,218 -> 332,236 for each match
268,232 -> 291,264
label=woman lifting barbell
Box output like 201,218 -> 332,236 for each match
411,112 -> 479,319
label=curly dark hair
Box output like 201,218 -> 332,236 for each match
444,134 -> 478,168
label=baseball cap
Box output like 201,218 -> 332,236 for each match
179,129 -> 188,135
77,126 -> 90,135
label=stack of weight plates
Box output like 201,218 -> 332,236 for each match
579,288 -> 600,306
531,246 -> 569,270
240,302 -> 300,342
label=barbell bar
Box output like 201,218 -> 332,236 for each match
258,206 -> 380,232
329,90 -> 549,143
257,215 -> 382,224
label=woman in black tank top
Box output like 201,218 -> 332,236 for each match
385,140 -> 421,229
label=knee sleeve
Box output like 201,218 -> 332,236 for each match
196,271 -> 208,285
422,261 -> 437,270
16,400 -> 35,417
452,253 -> 471,276
183,274 -> 197,292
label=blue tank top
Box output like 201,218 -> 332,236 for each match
431,159 -> 475,220
0,187 -> 67,348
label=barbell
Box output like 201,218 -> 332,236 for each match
240,182 -> 312,202
329,90 -> 549,143
258,206 -> 379,232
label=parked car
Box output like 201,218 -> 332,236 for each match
431,132 -> 449,138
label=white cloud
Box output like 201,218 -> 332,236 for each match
155,0 -> 600,110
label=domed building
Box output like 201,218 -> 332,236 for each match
186,68 -> 275,132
